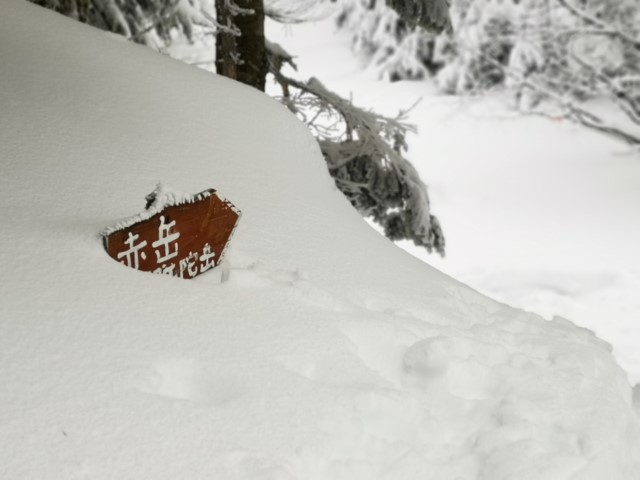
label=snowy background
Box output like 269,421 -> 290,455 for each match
2,1 -> 640,479
289,20 -> 640,384
265,17 -> 640,385
171,6 -> 640,385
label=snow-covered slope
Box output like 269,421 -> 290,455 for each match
1,1 -> 639,479
264,18 -> 640,386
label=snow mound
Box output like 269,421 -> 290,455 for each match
0,1 -> 639,479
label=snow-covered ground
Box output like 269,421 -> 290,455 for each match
264,17 -> 640,386
2,1 -> 640,479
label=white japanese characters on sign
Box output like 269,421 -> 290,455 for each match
117,232 -> 147,269
104,187 -> 240,280
115,217 -> 223,279
152,215 -> 180,264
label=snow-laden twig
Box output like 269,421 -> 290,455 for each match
467,43 -> 640,146
555,0 -> 640,50
202,10 -> 241,36
130,0 -> 182,43
270,64 -> 444,255
264,0 -> 338,24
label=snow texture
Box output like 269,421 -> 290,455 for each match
265,14 -> 640,387
1,2 -> 640,480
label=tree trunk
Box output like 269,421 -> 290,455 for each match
215,0 -> 268,92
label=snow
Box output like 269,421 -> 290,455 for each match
264,16 -> 640,387
1,1 -> 640,479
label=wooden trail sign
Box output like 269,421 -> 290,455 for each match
103,187 -> 240,280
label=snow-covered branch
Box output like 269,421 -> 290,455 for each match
271,65 -> 445,255
470,43 -> 640,146
555,0 -> 640,49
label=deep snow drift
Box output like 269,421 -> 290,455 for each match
1,1 -> 640,479
262,17 -> 640,386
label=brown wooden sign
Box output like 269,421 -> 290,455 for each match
103,188 -> 240,279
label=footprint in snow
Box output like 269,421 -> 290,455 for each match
136,358 -> 244,406
228,259 -> 306,288
403,336 -> 500,400
229,257 -> 353,312
403,336 -> 453,379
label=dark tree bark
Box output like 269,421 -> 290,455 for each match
215,0 -> 268,92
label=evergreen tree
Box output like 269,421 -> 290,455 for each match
271,72 -> 445,254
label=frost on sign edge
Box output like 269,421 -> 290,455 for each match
102,184 -> 241,280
